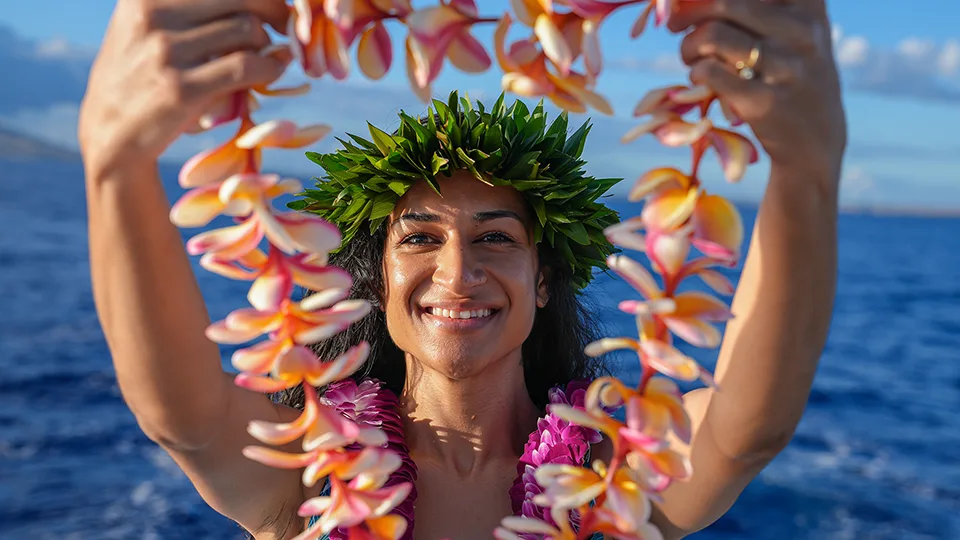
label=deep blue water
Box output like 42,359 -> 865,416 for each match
1,158 -> 959,539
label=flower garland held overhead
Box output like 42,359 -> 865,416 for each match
167,0 -> 761,538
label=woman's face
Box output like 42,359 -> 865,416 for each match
382,171 -> 548,379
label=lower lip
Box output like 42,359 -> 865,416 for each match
421,309 -> 499,331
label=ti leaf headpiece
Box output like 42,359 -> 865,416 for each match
287,91 -> 621,290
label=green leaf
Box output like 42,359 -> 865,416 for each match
547,209 -> 573,223
369,215 -> 387,234
528,196 -> 547,226
562,221 -> 590,245
400,112 -> 430,145
340,195 -> 369,221
387,180 -> 408,196
368,122 -> 397,157
563,121 -> 590,157
369,192 -> 396,221
431,153 -> 449,176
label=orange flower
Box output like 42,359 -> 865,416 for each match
241,385 -> 408,540
551,377 -> 691,476
511,0 -> 636,78
206,287 -> 370,374
621,86 -> 759,182
495,507 -> 577,540
404,0 -> 492,100
243,386 -> 389,466
609,254 -> 731,348
494,13 -> 612,114
299,475 -> 411,539
533,463 -> 608,511
193,45 -> 312,131
290,1 -> 349,79
327,0 -> 413,80
179,119 -> 330,188
614,167 -> 744,262
199,247 -> 353,310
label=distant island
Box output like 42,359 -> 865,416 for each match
0,124 -> 78,162
0,125 -> 956,219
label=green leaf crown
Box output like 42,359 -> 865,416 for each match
287,91 -> 621,290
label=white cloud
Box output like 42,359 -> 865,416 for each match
836,36 -> 869,68
34,37 -> 96,60
832,32 -> 960,102
938,39 -> 960,77
839,164 -> 876,203
607,52 -> 687,76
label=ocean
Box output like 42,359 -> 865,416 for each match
1,157 -> 958,539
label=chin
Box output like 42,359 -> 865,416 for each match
413,338 -> 519,381
415,341 -> 501,380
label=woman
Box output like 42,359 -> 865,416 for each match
79,0 -> 846,538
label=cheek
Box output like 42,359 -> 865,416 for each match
381,252 -> 426,334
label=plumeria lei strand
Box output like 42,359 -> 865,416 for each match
166,1 -> 760,539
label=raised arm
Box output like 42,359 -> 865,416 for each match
80,1 -> 312,536
650,0 -> 846,535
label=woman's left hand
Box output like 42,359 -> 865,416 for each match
669,0 -> 846,183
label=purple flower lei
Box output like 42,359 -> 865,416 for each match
319,378 -> 600,537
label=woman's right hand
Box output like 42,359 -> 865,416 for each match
79,0 -> 291,176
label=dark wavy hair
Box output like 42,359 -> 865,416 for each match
272,215 -> 609,412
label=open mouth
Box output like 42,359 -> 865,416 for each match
423,307 -> 498,320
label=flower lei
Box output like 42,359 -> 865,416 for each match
315,377 -> 600,539
168,1 -> 760,539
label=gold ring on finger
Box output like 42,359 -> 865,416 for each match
736,43 -> 762,80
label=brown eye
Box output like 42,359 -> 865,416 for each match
400,233 -> 435,245
480,232 -> 514,243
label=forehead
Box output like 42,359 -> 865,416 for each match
392,171 -> 530,221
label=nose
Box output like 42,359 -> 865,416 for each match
433,237 -> 487,292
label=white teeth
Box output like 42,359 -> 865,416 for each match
427,307 -> 493,319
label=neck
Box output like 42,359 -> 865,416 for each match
399,351 -> 541,478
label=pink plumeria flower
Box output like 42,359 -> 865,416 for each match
588,474 -> 666,538
192,45 -> 311,131
495,507 -> 577,540
170,173 -> 303,228
184,208 -> 343,273
580,255 -> 726,385
404,0 -> 492,100
199,246 -> 351,307
245,445 -> 411,540
298,475 -> 411,539
533,463 -> 608,512
294,0 -> 412,81
494,13 -> 612,114
511,0 -> 635,79
179,118 -> 330,188
630,0 -> 707,37
243,385 -> 389,460
622,91 -> 758,183
607,253 -> 732,349
289,1 -> 350,79
605,168 -> 745,264
206,289 -> 370,378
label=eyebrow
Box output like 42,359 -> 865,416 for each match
391,210 -> 525,229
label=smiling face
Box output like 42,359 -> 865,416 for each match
382,171 -> 549,380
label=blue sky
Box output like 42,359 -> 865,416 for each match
1,1 -> 959,211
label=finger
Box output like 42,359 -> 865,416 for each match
164,0 -> 290,33
667,0 -> 815,52
688,57 -> 773,117
680,22 -> 791,83
170,14 -> 271,67
181,48 -> 292,101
